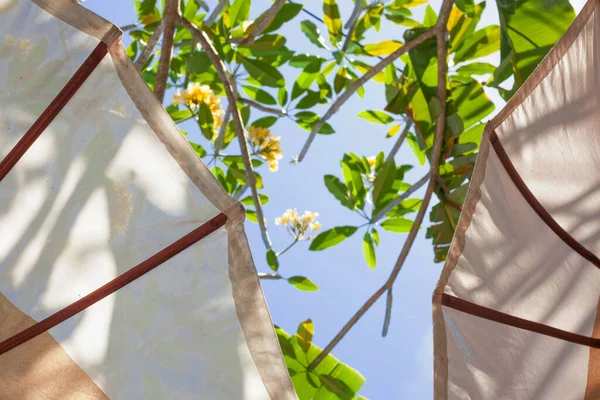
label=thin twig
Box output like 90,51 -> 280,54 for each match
240,98 -> 287,116
214,104 -> 233,158
235,184 -> 249,200
307,0 -> 454,369
154,0 -> 180,102
134,21 -> 164,71
277,238 -> 298,257
384,119 -> 412,164
120,23 -> 138,31
258,272 -> 284,280
183,18 -> 273,249
341,0 -> 362,52
237,0 -> 286,45
371,173 -> 429,222
298,28 -> 437,162
381,286 -> 393,337
206,0 -> 228,25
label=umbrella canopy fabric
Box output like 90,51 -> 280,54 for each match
433,1 -> 600,399
0,0 -> 296,398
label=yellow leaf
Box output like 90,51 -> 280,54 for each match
364,40 -> 403,56
353,64 -> 385,83
387,124 -> 401,138
141,13 -> 160,25
404,0 -> 428,7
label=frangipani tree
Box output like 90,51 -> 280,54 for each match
122,0 -> 575,397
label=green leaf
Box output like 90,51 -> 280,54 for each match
197,102 -> 215,140
453,25 -> 500,63
296,91 -> 321,109
229,0 -> 251,27
240,194 -> 269,206
334,67 -> 348,94
242,85 -> 277,105
323,0 -> 342,45
446,114 -> 464,136
381,218 -> 414,233
451,80 -> 495,129
341,154 -> 366,208
318,375 -> 355,400
251,116 -> 278,128
428,97 -> 442,119
300,20 -> 328,49
456,0 -> 476,17
297,319 -> 314,352
371,228 -> 380,246
362,232 -> 376,269
240,56 -> 285,87
278,87 -> 288,106
494,0 -> 575,99
189,141 -> 207,158
423,5 -> 438,27
183,0 -> 200,20
324,175 -> 354,210
309,226 -> 358,251
288,276 -> 319,292
264,3 -> 304,33
456,62 -> 496,76
266,249 -> 279,271
169,109 -> 193,122
357,110 -> 394,125
372,158 -> 396,207
364,40 -> 403,56
246,209 -> 258,223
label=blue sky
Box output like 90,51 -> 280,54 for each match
83,0 -> 586,398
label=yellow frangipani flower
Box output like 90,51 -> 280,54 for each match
247,126 -> 283,172
275,209 -> 321,240
368,156 -> 377,169
173,83 -> 224,139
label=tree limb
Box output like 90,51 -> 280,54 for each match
307,0 -> 454,369
258,272 -> 283,280
384,119 -> 412,164
341,0 -> 362,52
120,23 -> 138,31
237,0 -> 286,45
134,21 -> 164,71
240,98 -> 287,116
297,28 -> 437,162
183,18 -> 273,249
154,0 -> 180,102
206,0 -> 228,25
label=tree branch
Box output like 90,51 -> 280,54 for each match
307,0 -> 454,369
183,18 -> 273,249
134,21 -> 164,71
154,0 -> 180,102
258,272 -> 284,280
371,172 -> 429,222
120,23 -> 138,31
237,0 -> 286,45
214,104 -> 232,158
240,98 -> 287,116
206,0 -> 228,25
384,119 -> 412,164
341,0 -> 362,52
297,28 -> 437,162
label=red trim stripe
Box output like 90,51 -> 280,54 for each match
0,42 -> 108,182
490,131 -> 600,269
442,293 -> 600,349
0,213 -> 227,356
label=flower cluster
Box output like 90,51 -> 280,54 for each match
275,209 -> 321,240
173,83 -> 224,138
247,126 -> 283,172
366,156 -> 377,182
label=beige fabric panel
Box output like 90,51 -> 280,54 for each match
444,307 -> 588,400
446,149 -> 600,336
0,0 -> 100,159
0,0 -> 297,398
434,1 -> 600,399
46,227 -> 270,400
0,292 -> 107,399
496,8 -> 600,257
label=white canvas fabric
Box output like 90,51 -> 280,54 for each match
434,1 -> 600,399
0,0 -> 296,399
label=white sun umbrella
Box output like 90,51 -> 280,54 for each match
0,0 -> 296,398
433,1 -> 600,398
